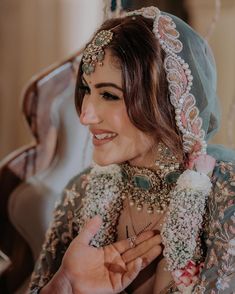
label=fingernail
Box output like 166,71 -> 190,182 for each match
141,257 -> 148,268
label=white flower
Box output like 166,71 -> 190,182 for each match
176,169 -> 212,194
77,164 -> 124,247
91,164 -> 122,179
162,169 -> 212,271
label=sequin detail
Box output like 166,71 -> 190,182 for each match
127,6 -> 207,156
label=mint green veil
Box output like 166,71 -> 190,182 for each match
167,13 -> 235,162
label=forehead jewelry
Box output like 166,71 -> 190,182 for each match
82,30 -> 113,75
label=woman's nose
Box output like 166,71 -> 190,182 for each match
80,99 -> 101,125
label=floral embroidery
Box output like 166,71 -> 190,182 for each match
195,161 -> 235,293
29,171 -> 90,293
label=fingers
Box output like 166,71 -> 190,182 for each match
138,244 -> 162,269
122,258 -> 143,288
77,215 -> 102,245
122,242 -> 162,289
113,230 -> 155,254
122,234 -> 162,264
122,245 -> 162,288
116,234 -> 163,290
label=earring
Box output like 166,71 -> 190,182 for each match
155,142 -> 182,183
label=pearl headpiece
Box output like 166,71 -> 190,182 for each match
126,7 -> 207,157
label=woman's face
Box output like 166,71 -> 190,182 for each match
79,50 -> 156,167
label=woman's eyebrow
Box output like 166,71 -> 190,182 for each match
95,83 -> 123,92
82,76 -> 123,91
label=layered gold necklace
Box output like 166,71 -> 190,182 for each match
120,162 -> 181,214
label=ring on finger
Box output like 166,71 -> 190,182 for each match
128,236 -> 137,248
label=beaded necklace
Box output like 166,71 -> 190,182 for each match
120,162 -> 180,214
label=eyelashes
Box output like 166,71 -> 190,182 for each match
100,91 -> 120,101
77,84 -> 120,101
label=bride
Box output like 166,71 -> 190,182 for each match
29,6 -> 235,294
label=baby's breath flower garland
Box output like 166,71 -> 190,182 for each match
161,170 -> 212,271
76,164 -> 124,247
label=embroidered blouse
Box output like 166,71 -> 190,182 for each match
29,161 -> 235,293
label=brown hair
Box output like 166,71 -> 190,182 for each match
75,16 -> 184,161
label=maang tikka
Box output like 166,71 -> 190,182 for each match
82,30 -> 113,75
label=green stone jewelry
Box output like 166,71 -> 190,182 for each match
121,162 -> 181,214
82,30 -> 113,75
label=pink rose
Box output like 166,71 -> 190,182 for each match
172,260 -> 203,291
188,154 -> 216,175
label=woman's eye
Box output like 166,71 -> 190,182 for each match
101,91 -> 120,101
77,85 -> 90,95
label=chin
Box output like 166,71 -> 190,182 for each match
93,154 -> 125,167
93,160 -> 111,166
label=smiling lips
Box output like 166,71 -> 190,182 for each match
90,129 -> 117,146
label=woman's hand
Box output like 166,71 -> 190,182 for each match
42,216 -> 162,294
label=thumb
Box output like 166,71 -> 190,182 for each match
77,215 -> 102,245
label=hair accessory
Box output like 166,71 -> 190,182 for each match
127,7 -> 206,157
82,30 -> 113,75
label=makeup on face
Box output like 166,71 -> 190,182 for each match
79,50 -> 156,167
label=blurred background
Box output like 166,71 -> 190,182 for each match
0,0 -> 235,160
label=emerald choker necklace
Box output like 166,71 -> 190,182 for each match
120,163 -> 181,214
